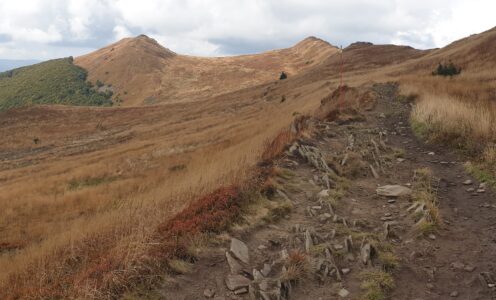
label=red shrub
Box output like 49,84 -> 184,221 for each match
160,186 -> 241,237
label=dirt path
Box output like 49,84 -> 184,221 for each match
377,84 -> 496,299
133,83 -> 496,300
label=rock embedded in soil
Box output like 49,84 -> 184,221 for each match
463,180 -> 473,185
204,288 -> 216,298
226,251 -> 244,274
234,287 -> 248,295
305,229 -> 313,253
231,238 -> 250,264
225,274 -> 251,291
338,288 -> 350,297
451,261 -> 465,270
376,185 -> 412,197
450,291 -> 459,297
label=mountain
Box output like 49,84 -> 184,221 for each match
75,35 -> 339,106
0,59 -> 40,72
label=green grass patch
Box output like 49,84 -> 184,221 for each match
360,270 -> 395,300
68,175 -> 118,190
0,57 -> 113,110
464,162 -> 496,189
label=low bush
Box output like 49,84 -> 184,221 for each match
432,61 -> 461,77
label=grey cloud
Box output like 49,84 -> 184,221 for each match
0,0 -> 493,59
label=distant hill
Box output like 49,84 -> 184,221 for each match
0,59 -> 40,72
75,35 -> 340,106
0,57 -> 113,111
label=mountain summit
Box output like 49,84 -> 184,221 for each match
75,35 -> 339,106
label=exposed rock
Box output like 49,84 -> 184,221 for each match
317,189 -> 329,198
450,291 -> 459,297
253,269 -> 264,281
280,249 -> 289,260
226,251 -> 244,274
319,213 -> 332,222
383,222 -> 391,239
451,261 -> 465,270
225,274 -> 251,291
235,287 -> 249,295
369,164 -> 379,179
428,234 -> 436,240
261,263 -> 272,277
344,235 -> 353,252
305,230 -> 313,253
338,288 -> 350,297
477,188 -> 486,193
249,279 -> 285,300
466,188 -> 475,192
204,288 -> 216,298
341,268 -> 351,275
361,243 -> 373,265
376,185 -> 412,197
463,180 -> 473,185
464,265 -> 476,272
231,238 -> 250,264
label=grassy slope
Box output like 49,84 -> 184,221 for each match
0,57 -> 113,110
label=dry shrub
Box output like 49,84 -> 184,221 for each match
281,250 -> 310,282
317,85 -> 376,123
160,186 -> 241,237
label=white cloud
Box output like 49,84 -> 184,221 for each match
0,0 -> 494,59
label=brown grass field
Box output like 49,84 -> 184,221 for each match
1,27 -> 495,298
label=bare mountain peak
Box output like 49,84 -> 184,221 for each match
293,36 -> 337,51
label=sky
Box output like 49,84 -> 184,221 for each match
0,0 -> 494,60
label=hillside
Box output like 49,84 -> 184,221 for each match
75,35 -> 339,105
0,58 -> 113,110
2,27 -> 496,299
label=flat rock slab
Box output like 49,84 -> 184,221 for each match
225,274 -> 251,291
230,238 -> 249,264
376,185 -> 412,197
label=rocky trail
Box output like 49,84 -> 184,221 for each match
137,83 -> 496,300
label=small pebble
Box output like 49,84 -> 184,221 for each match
338,288 -> 350,298
450,291 -> 459,297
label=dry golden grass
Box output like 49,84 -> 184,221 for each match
411,94 -> 495,147
2,26 -> 495,299
0,57 -> 334,298
75,35 -> 338,106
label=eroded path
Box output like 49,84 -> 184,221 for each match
134,83 -> 496,300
